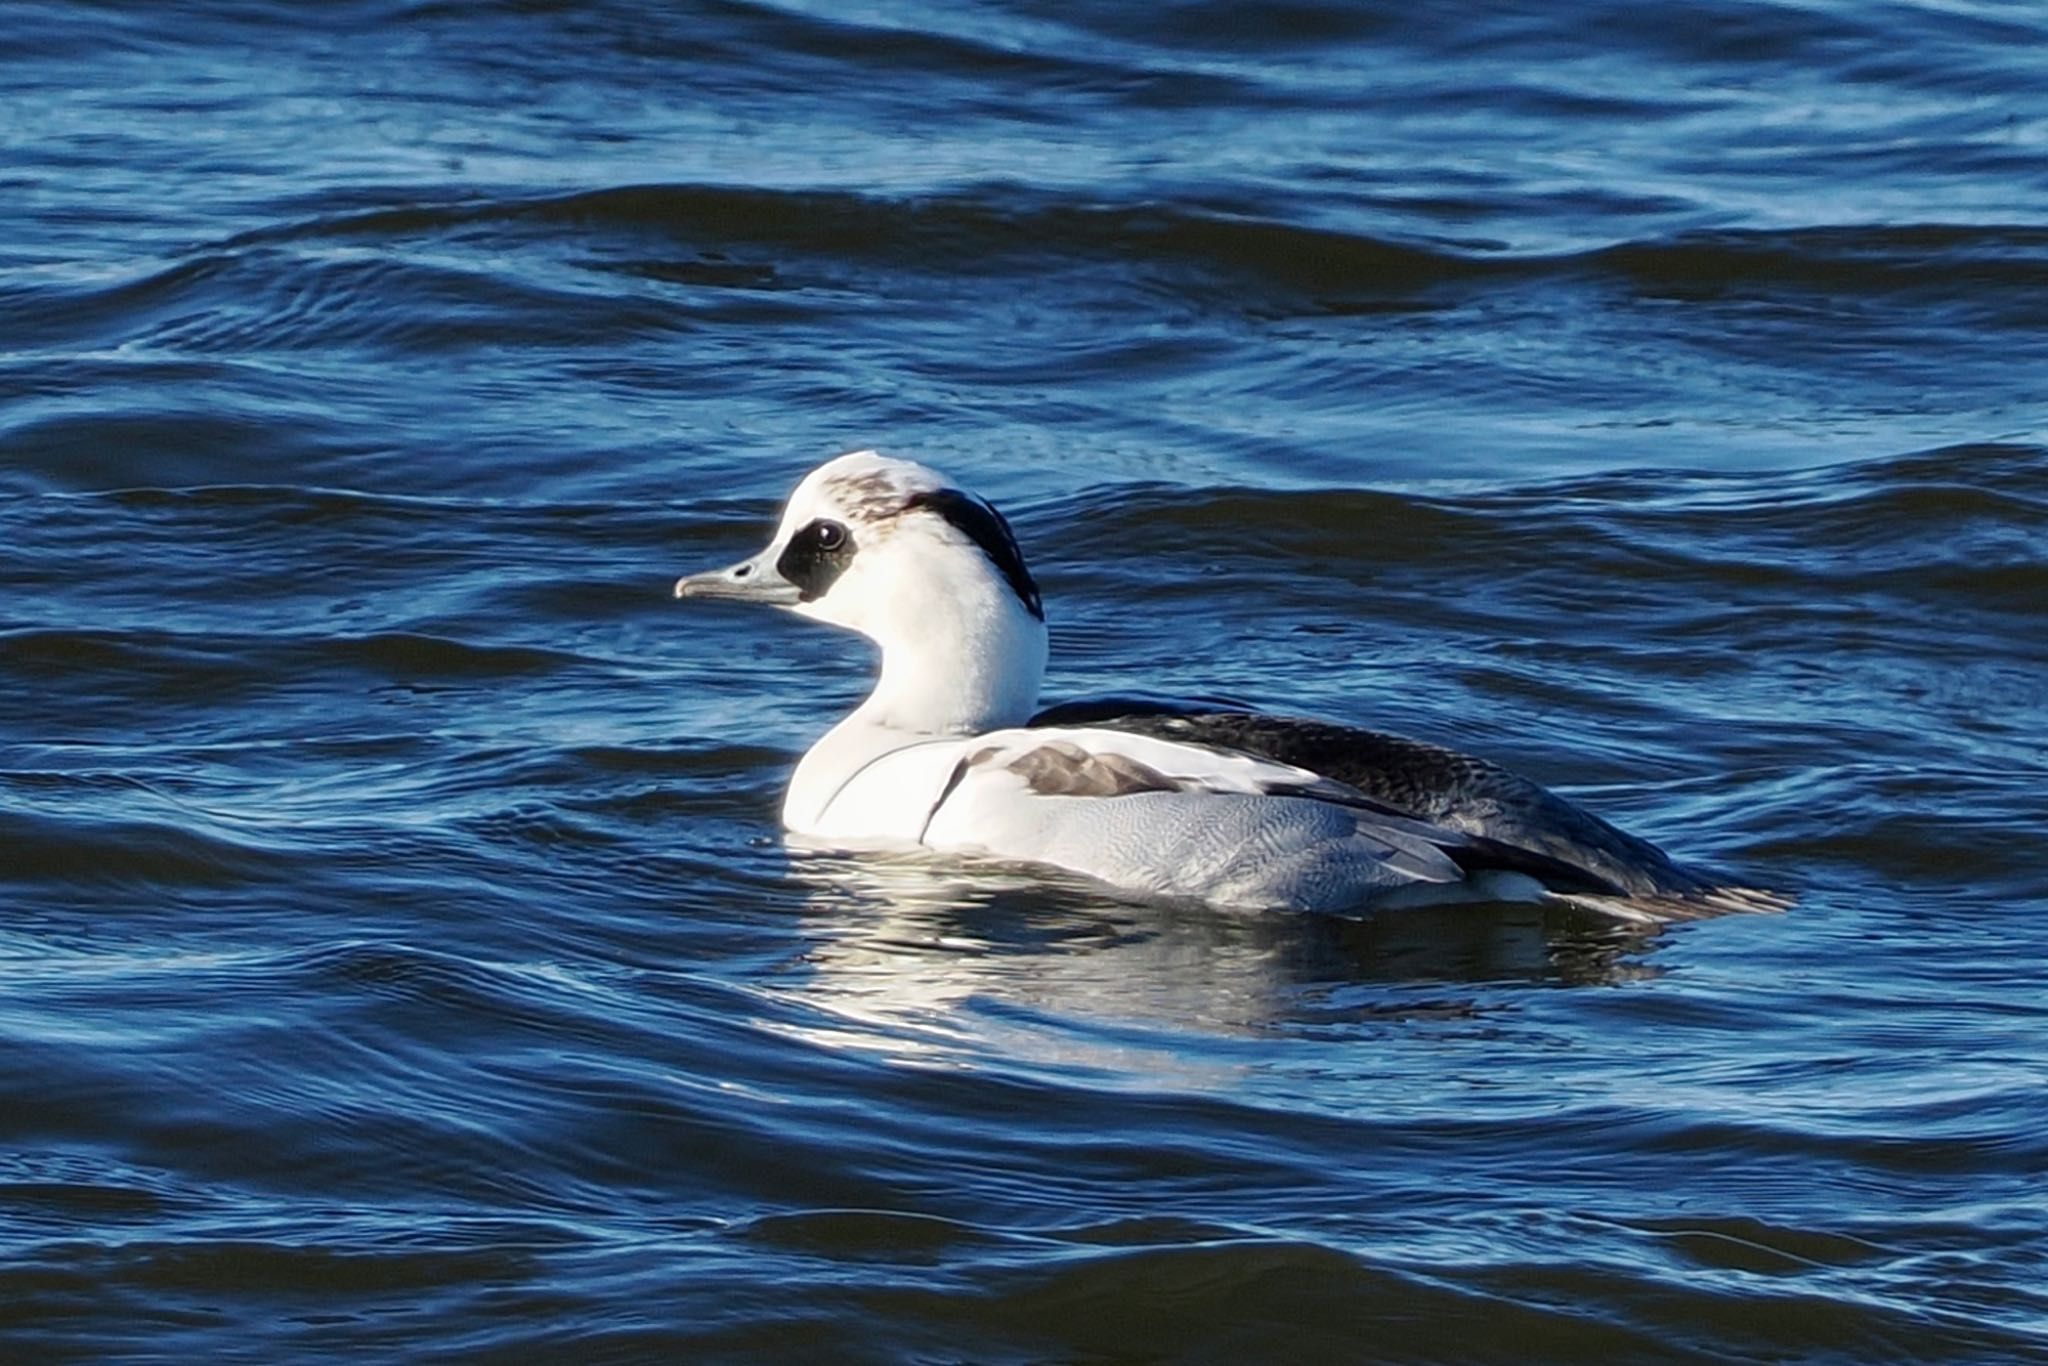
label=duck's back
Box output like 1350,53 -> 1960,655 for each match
1029,700 -> 1766,911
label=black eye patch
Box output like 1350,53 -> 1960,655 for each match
776,518 -> 857,601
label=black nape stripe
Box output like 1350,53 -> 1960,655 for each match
905,489 -> 1044,620
776,517 -> 858,602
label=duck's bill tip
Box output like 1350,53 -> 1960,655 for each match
672,560 -> 802,605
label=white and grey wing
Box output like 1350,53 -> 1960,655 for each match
1031,704 -> 1792,916
917,727 -> 1484,912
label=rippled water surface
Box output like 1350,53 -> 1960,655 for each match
5,1 -> 2047,1360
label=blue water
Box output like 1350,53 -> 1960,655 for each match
4,1 -> 2047,1360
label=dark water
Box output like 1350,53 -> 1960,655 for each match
5,1 -> 2047,1359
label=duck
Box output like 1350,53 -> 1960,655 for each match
673,450 -> 1786,922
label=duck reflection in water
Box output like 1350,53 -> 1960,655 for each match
771,851 -> 1663,1062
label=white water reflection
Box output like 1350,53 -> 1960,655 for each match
761,847 -> 1659,1079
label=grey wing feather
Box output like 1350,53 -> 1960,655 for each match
1033,702 -> 1789,913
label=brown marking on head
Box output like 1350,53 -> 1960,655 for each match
820,468 -> 916,522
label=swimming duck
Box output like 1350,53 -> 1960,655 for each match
674,450 -> 1784,922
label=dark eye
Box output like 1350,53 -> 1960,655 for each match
778,518 -> 857,602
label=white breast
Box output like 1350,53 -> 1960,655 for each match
786,733 -> 976,848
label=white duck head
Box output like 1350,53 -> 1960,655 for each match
674,450 -> 1049,736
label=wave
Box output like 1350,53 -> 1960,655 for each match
218,181 -> 2048,294
8,181 -> 2029,356
1046,441 -> 2048,584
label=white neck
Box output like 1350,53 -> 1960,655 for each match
858,603 -> 1045,734
782,573 -> 1047,833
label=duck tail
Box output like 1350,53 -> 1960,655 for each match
1558,883 -> 1795,925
